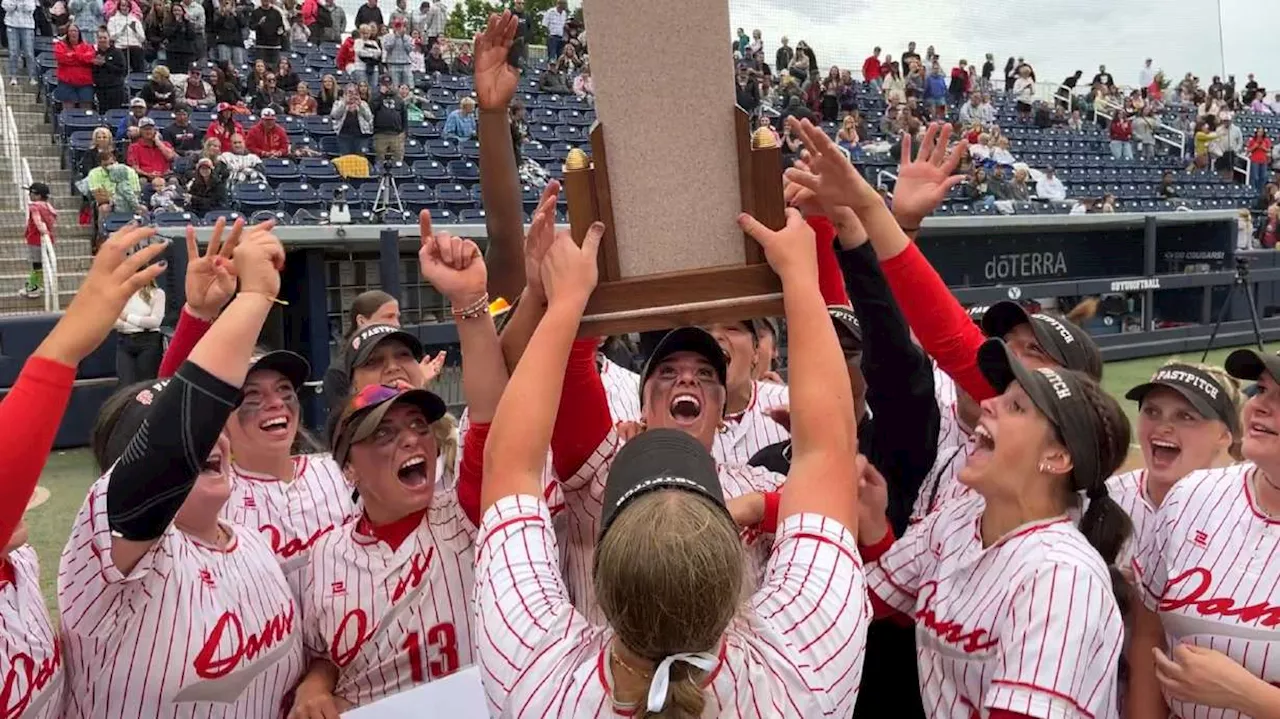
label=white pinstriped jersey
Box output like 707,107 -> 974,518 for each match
560,429 -> 786,624
713,381 -> 790,466
222,454 -> 357,598
868,493 -> 1123,719
599,357 -> 641,422
0,546 -> 63,719
1105,470 -> 1158,572
1134,464 -> 1280,719
58,473 -> 305,719
300,491 -> 476,708
473,495 -> 869,718
910,436 -> 976,523
933,363 -> 969,457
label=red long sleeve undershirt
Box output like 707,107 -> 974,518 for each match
808,215 -> 850,307
549,339 -> 612,481
0,357 -> 76,550
158,307 -> 213,379
879,243 -> 995,401
454,421 -> 490,527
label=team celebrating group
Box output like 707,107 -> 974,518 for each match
1,11 -> 1279,719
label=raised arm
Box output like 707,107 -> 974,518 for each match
108,227 -> 285,574
158,218 -> 250,377
472,11 -> 526,300
739,208 -> 858,532
0,226 -> 167,550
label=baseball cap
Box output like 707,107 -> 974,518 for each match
977,339 -> 1104,489
828,305 -> 862,357
1126,363 -> 1239,435
138,117 -> 156,128
379,73 -> 393,85
347,324 -> 425,374
260,107 -> 277,118
1225,348 -> 1280,389
966,304 -> 990,326
101,379 -> 171,470
638,327 -> 728,404
980,301 -> 1102,379
197,157 -> 214,169
331,382 -> 447,466
25,181 -> 50,199
246,349 -> 310,390
130,97 -> 146,108
596,428 -> 733,541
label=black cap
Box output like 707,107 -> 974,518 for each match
966,304 -> 990,326
638,327 -> 727,405
1126,363 -> 1239,435
331,382 -> 447,465
596,428 -> 733,540
347,324 -> 425,375
102,379 -> 172,469
247,349 -> 311,389
978,339 -> 1105,490
828,305 -> 862,355
753,316 -> 779,339
1225,348 -> 1280,385
980,301 -> 1103,379
25,182 -> 50,199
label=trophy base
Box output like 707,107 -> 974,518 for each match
578,263 -> 783,336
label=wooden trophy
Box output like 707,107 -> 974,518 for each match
562,0 -> 788,336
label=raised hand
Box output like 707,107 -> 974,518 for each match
539,222 -> 603,310
890,122 -> 968,228
38,224 -> 169,366
184,217 -> 250,320
737,208 -> 817,283
727,493 -> 766,529
522,180 -> 560,301
232,223 -> 285,298
1154,644 -> 1263,711
785,155 -> 865,247
856,456 -> 886,545
419,350 -> 448,385
417,210 -> 488,306
782,118 -> 877,213
472,11 -> 520,110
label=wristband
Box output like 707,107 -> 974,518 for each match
451,292 -> 491,320
759,491 -> 781,535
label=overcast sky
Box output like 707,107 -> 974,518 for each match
724,0 -> 1278,91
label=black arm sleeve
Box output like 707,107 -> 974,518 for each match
838,242 -> 940,536
106,361 -> 241,541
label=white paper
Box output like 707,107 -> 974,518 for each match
342,666 -> 488,718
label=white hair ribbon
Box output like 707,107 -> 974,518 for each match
646,652 -> 719,712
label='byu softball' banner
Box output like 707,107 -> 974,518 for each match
343,666 -> 487,718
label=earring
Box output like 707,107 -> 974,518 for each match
1038,461 -> 1051,474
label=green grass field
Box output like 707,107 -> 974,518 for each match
23,341 -> 1280,619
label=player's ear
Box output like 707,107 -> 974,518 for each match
1038,446 -> 1073,478
342,465 -> 357,486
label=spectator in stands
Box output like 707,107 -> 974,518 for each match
182,65 -> 214,104
186,157 -> 227,213
1109,110 -> 1134,160
115,97 -> 146,140
752,114 -> 778,147
79,127 -> 115,187
922,60 -> 947,118
276,56 -> 299,91
49,2 -> 72,36
69,0 -> 104,36
206,102 -> 243,151
210,64 -> 241,104
416,0 -> 442,47
775,35 -> 792,75
573,65 -> 594,101
288,80 -> 316,115
54,24 -> 97,111
881,63 -> 905,105
250,71 -> 286,113
1007,167 -> 1032,201
127,117 -> 177,180
901,40 -> 919,68
331,83 -> 372,155
353,22 -> 381,85
1247,128 -> 1273,188
789,48 -> 811,85
1133,106 -> 1158,160
958,94 -> 982,125
250,0 -> 287,64
105,0 -> 144,72
420,37 -> 447,74
832,113 -> 857,149
163,103 -> 202,155
3,0 -> 38,85
1012,65 -> 1035,120
1261,204 -> 1280,248
139,64 -> 176,109
209,0 -> 245,66
1220,114 -> 1243,178
1037,165 -> 1068,202
370,74 -> 407,161
1193,117 -> 1217,169
452,40 -> 474,74
1092,64 -> 1114,87
442,95 -> 476,144
357,79 -> 371,102
948,59 -> 970,106
541,0 -> 566,58
246,58 -> 269,95
735,65 -> 760,113
353,0 -> 382,32
162,2 -> 199,70
387,0 -> 407,27
965,167 -> 993,205
382,17 -> 413,89
245,106 -> 289,157
218,133 -> 265,184
862,46 -> 881,86
1153,170 -> 1177,199
537,62 -> 569,96
1003,56 -> 1017,92
88,150 -> 141,238
316,73 -> 338,115
92,27 -> 128,111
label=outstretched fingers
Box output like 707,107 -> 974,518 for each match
929,123 -> 954,166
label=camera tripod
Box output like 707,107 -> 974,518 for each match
371,156 -> 406,221
1201,256 -> 1266,362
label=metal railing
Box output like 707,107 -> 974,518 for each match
0,78 -> 60,311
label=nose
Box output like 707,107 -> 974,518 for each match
978,396 -> 998,418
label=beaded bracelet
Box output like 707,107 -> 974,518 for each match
451,293 -> 491,320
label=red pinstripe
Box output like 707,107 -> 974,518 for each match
866,494 -> 1123,719
713,381 -> 791,465
0,546 -> 63,719
474,497 -> 868,717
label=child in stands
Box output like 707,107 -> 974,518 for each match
20,182 -> 57,299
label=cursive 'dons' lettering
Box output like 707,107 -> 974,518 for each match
1159,568 -> 1280,627
1,642 -> 61,719
194,605 -> 296,679
260,523 -> 340,560
915,582 -> 999,654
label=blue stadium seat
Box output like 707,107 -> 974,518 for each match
299,157 -> 341,182
554,125 -> 586,142
521,142 -> 553,163
152,211 -> 196,227
559,109 -> 590,127
249,209 -> 292,225
434,183 -> 471,209
519,184 -> 542,210
409,121 -> 442,139
530,124 -> 557,143
399,184 -> 436,213
412,160 -> 450,183
277,183 -> 323,213
458,208 -> 487,223
426,88 -> 456,103
262,158 -> 301,185
457,139 -> 480,159
103,212 -> 145,232
428,208 -> 457,224
233,183 -> 279,213
292,208 -> 329,225
403,138 -> 429,160
203,210 -> 242,224
531,108 -> 558,125
304,116 -> 336,137
424,139 -> 460,160
375,160 -> 415,180
447,160 -> 479,182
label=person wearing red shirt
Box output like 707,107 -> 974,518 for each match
862,46 -> 882,85
244,107 -> 291,158
20,182 -> 57,299
1246,128 -> 1273,188
205,102 -> 245,152
54,24 -> 97,110
126,118 -> 178,180
1109,111 -> 1134,160
336,31 -> 356,71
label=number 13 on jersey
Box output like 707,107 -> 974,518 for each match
402,623 -> 458,682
